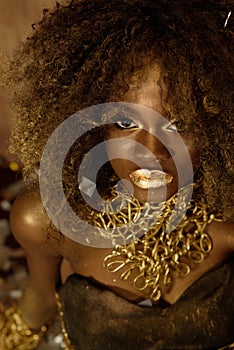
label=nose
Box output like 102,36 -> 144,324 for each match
134,129 -> 171,162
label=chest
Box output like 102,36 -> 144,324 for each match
59,221 -> 230,304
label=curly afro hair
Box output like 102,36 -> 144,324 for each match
3,0 -> 234,221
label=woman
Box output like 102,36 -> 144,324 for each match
1,0 -> 233,349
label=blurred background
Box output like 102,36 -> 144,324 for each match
0,1 -> 65,348
0,0 -> 56,159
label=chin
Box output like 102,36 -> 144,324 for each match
131,185 -> 178,204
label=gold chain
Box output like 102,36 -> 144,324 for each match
55,292 -> 75,350
0,303 -> 47,350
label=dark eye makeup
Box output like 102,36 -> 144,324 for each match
110,111 -> 185,133
114,118 -> 138,130
166,119 -> 185,133
110,112 -> 139,130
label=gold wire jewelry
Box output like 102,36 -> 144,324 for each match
55,292 -> 75,350
219,342 -> 234,350
91,184 -> 222,303
0,303 -> 47,350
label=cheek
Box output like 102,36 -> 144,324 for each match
187,145 -> 200,172
105,139 -> 136,179
179,134 -> 199,171
105,130 -> 135,161
105,139 -> 128,178
109,159 -> 129,178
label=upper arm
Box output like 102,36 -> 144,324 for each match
223,222 -> 234,252
10,187 -> 62,290
10,187 -> 60,255
209,220 -> 234,254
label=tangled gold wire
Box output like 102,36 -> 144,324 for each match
91,185 -> 222,302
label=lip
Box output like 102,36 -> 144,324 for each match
129,168 -> 173,189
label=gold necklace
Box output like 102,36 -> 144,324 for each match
91,184 -> 222,303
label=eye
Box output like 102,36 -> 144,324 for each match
166,123 -> 178,132
166,119 -> 184,133
114,116 -> 138,130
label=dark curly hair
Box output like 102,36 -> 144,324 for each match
3,0 -> 234,221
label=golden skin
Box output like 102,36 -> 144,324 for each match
10,64 -> 234,330
105,66 -> 199,203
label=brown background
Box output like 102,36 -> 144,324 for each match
0,0 -> 55,160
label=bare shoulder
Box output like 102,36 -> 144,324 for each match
10,187 -> 61,256
208,220 -> 234,253
10,187 -> 50,239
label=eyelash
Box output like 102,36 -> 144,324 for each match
166,120 -> 184,132
114,117 -> 138,130
166,122 -> 178,132
113,116 -> 183,132
111,112 -> 139,130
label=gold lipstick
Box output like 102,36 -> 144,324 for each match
129,169 -> 173,189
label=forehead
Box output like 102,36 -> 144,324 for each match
122,62 -> 164,115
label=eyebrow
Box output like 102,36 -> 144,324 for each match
120,104 -> 168,127
105,103 -> 168,128
120,105 -> 142,119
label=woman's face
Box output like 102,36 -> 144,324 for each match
105,65 -> 199,203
